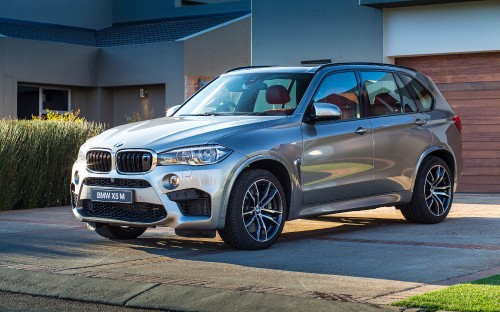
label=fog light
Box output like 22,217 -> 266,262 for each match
74,171 -> 80,185
163,174 -> 180,190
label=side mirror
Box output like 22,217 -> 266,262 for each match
309,102 -> 342,121
166,105 -> 181,117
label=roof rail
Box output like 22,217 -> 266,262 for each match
314,62 -> 417,72
225,65 -> 277,73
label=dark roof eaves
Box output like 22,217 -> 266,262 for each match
0,17 -> 96,31
110,10 -> 251,27
0,11 -> 251,47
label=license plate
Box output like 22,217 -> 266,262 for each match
90,189 -> 133,203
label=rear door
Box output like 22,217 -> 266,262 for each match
301,71 -> 374,204
359,71 -> 432,193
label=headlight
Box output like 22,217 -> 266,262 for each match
158,145 -> 232,166
76,144 -> 88,163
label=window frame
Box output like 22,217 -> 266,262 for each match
306,70 -> 365,123
358,69 -> 410,118
393,72 -> 421,114
397,72 -> 435,112
18,84 -> 72,117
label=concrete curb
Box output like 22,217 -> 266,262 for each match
0,268 -> 158,306
0,268 -> 395,312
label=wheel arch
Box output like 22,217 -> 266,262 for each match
411,146 -> 457,192
219,155 -> 294,228
244,159 -> 292,219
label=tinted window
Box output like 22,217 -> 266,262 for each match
175,73 -> 313,116
313,72 -> 360,119
395,74 -> 419,113
254,78 -> 298,112
361,71 -> 403,116
401,74 -> 433,111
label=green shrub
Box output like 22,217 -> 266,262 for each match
0,119 -> 105,211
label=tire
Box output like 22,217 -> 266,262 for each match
94,223 -> 147,239
399,156 -> 454,224
218,169 -> 287,250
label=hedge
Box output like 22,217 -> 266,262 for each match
0,120 -> 105,211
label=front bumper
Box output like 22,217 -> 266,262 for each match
71,151 -> 246,230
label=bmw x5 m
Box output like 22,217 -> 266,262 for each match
71,63 -> 462,250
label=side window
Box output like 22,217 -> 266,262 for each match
395,74 -> 419,113
400,74 -> 434,111
313,72 -> 360,119
360,71 -> 402,116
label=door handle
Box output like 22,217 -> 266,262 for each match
354,127 -> 369,135
414,119 -> 427,126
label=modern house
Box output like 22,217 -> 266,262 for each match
1,0 -> 499,192
0,0 -> 251,126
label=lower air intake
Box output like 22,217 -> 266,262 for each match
82,200 -> 167,222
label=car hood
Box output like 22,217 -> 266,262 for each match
87,116 -> 287,152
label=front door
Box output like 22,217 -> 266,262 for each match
301,71 -> 374,204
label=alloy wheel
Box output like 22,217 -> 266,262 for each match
242,179 -> 283,242
424,165 -> 452,216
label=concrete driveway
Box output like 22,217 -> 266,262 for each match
0,194 -> 499,311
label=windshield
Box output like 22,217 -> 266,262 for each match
174,73 -> 314,116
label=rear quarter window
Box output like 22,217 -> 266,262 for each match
360,71 -> 402,117
400,74 -> 434,111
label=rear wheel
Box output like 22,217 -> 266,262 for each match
218,169 -> 286,250
94,223 -> 147,239
399,156 -> 453,224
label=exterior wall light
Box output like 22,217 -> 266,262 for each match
139,88 -> 148,98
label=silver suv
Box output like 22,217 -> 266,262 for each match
71,63 -> 462,250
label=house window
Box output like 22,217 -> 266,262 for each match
17,85 -> 71,119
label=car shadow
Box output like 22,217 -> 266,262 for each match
132,215 -> 403,252
124,214 -> 500,284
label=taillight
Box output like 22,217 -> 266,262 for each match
453,115 -> 462,132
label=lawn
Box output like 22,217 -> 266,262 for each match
393,275 -> 500,312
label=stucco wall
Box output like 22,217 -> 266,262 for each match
113,0 -> 250,23
0,0 -> 112,29
0,38 -> 98,86
384,0 -> 500,57
0,38 -> 99,119
111,84 -> 166,126
98,42 -> 185,113
183,16 -> 250,77
251,0 -> 383,65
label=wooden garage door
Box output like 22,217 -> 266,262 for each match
397,53 -> 500,193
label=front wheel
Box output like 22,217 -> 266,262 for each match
93,223 -> 147,239
218,169 -> 286,250
399,156 -> 454,224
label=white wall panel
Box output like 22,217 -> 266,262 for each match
384,0 -> 500,57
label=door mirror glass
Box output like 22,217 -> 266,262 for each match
166,105 -> 181,116
310,102 -> 342,121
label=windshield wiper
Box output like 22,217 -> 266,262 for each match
180,112 -> 222,116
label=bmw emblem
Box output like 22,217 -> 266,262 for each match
114,142 -> 124,148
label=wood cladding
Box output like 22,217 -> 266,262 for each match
397,53 -> 500,193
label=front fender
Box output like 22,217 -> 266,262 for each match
216,154 -> 299,228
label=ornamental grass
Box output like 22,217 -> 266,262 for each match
0,115 -> 104,211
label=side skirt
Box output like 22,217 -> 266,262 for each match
290,191 -> 412,219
